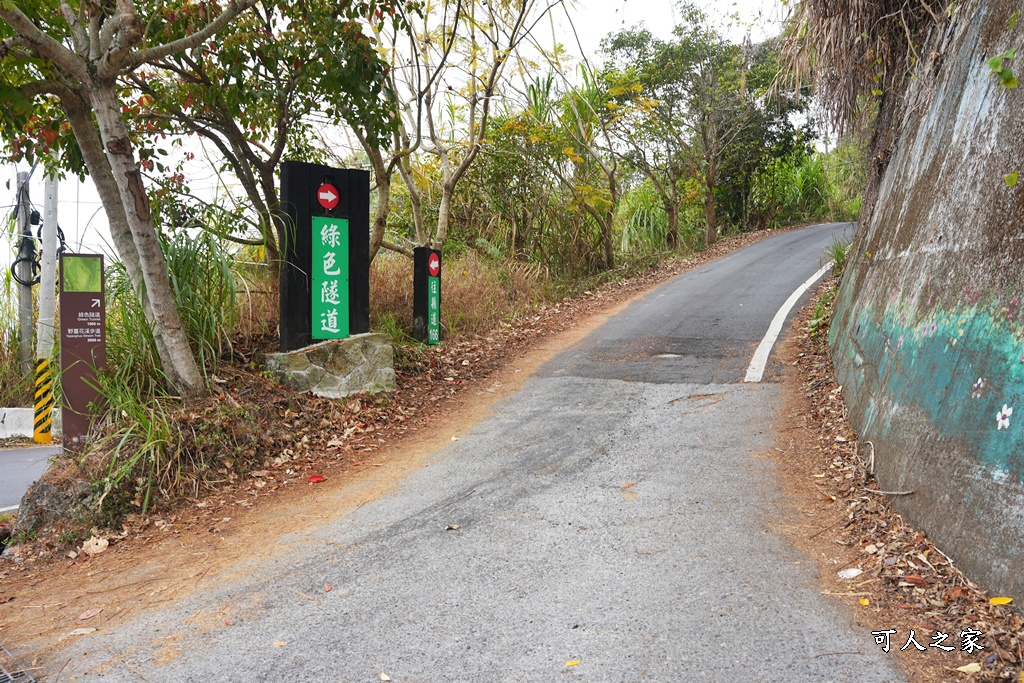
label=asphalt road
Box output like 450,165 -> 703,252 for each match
47,223 -> 904,682
0,446 -> 60,511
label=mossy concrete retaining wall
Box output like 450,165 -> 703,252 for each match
831,0 -> 1024,596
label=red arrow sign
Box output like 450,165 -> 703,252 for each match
428,253 -> 440,277
317,183 -> 339,210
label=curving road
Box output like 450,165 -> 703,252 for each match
45,223 -> 904,682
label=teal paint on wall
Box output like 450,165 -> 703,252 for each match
837,295 -> 1024,482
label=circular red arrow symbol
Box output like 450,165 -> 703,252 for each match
317,183 -> 339,210
428,253 -> 440,277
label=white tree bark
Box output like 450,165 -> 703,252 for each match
1,0 -> 258,397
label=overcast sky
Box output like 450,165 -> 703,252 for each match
2,0 -> 787,258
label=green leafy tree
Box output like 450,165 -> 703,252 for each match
0,0 -> 262,396
367,0 -> 554,260
714,40 -> 817,228
125,0 -> 409,274
602,6 -> 754,246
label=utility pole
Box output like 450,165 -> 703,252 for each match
34,172 -> 58,443
15,171 -> 34,379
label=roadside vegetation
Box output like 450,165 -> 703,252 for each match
0,1 -> 866,538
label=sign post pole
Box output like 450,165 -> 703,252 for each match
413,247 -> 441,344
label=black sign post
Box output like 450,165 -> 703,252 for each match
413,246 -> 441,344
279,162 -> 370,352
58,254 -> 106,448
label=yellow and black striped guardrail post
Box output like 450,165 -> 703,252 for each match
33,357 -> 53,444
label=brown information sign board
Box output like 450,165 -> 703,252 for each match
59,254 -> 106,448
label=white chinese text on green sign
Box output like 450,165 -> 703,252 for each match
312,217 -> 349,339
427,275 -> 440,344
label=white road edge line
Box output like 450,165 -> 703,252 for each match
0,505 -> 19,514
744,261 -> 834,383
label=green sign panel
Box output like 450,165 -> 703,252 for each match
427,275 -> 440,344
311,216 -> 349,339
63,255 -> 102,292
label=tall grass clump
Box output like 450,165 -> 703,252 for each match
823,137 -> 867,221
0,270 -> 31,407
163,230 -> 237,373
748,150 -> 830,228
619,182 -> 670,254
810,236 -> 852,340
73,230 -> 246,521
103,229 -> 238,396
824,236 -> 852,277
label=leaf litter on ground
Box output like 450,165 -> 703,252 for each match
786,277 -> 1023,682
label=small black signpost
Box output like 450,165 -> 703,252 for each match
413,246 -> 441,344
58,253 -> 106,448
279,162 -> 370,352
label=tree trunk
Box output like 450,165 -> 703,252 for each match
62,88 -> 170,368
514,210 -> 527,257
602,212 -> 615,270
256,166 -> 282,278
396,156 -> 426,246
369,172 -> 391,262
432,183 -> 453,251
91,84 -> 206,397
704,184 -> 717,246
704,155 -> 718,246
364,145 -> 391,263
666,202 -> 679,250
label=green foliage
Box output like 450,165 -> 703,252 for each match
104,230 -> 238,397
808,238 -> 851,340
0,269 -> 31,407
10,527 -> 36,546
619,181 -> 670,253
87,371 -> 174,517
746,149 -> 828,228
57,527 -> 84,546
163,230 -> 237,374
825,236 -> 852,277
104,260 -> 164,398
989,49 -> 1019,89
809,285 -> 838,340
822,136 -> 868,221
82,233 -> 259,521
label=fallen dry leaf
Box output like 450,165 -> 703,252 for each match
990,596 -> 1014,605
308,475 -> 326,483
955,663 -> 982,673
380,673 -> 391,682
272,641 -> 287,648
859,598 -> 870,606
63,628 -> 96,638
81,536 -> 108,556
78,607 -> 102,621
